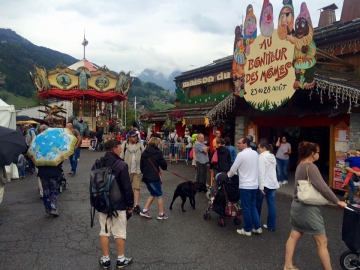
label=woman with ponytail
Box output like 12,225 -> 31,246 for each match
284,142 -> 347,270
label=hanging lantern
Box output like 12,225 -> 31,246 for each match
174,98 -> 180,106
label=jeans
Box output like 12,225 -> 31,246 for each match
70,148 -> 80,174
90,139 -> 96,148
239,189 -> 261,232
348,179 -> 357,204
41,176 -> 60,213
256,188 -> 277,230
18,168 -> 25,178
276,158 -> 290,182
95,140 -> 103,150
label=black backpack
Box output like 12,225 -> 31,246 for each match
183,136 -> 188,145
90,159 -> 122,232
169,134 -> 176,144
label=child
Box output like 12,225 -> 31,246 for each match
17,153 -> 26,179
342,149 -> 360,205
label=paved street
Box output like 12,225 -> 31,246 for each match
0,149 -> 348,270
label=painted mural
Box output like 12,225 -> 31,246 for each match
233,0 -> 316,111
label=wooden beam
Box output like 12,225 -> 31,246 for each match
317,48 -> 355,69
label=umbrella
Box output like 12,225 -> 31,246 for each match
0,126 -> 28,166
16,120 -> 39,125
27,128 -> 78,166
16,115 -> 32,121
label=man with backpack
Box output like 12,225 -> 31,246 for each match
92,140 -> 134,269
120,130 -> 144,214
168,128 -> 178,164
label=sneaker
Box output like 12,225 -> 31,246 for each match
45,212 -> 51,218
134,205 -> 141,214
140,210 -> 152,218
278,181 -> 282,187
237,228 -> 251,236
282,180 -> 288,185
157,212 -> 168,220
116,257 -> 133,268
252,227 -> 263,234
99,257 -> 111,269
50,210 -> 59,217
263,224 -> 274,231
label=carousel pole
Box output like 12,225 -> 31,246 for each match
124,101 -> 127,129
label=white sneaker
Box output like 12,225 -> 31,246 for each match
237,228 -> 251,236
263,224 -> 268,229
282,181 -> 288,185
252,228 -> 263,234
278,182 -> 282,187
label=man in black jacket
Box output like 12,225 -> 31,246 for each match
98,140 -> 134,269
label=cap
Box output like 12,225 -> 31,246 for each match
128,130 -> 137,137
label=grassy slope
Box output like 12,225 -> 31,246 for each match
0,90 -> 37,109
153,100 -> 175,110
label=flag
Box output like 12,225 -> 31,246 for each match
82,39 -> 88,46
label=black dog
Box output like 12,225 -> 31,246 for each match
169,182 -> 208,212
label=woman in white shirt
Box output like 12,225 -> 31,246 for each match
256,141 -> 279,231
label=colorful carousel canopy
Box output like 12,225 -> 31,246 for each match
30,59 -> 132,103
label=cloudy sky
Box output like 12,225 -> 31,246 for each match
0,0 -> 345,77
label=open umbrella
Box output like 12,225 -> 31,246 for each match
16,115 -> 32,122
0,126 -> 28,166
27,128 -> 77,166
16,120 -> 39,125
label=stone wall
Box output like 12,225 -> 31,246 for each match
349,113 -> 360,149
234,116 -> 247,142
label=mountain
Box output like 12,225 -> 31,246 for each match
0,29 -> 176,111
0,28 -> 78,98
137,68 -> 181,92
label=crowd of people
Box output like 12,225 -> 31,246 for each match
3,122 -> 359,270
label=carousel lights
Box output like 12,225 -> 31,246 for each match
321,38 -> 360,56
206,94 -> 237,125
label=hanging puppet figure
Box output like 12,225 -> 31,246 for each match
260,0 -> 274,37
244,4 -> 257,56
232,25 -> 246,97
286,2 -> 316,89
278,0 -> 295,40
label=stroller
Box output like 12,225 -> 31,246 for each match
340,206 -> 360,270
204,173 -> 242,227
59,164 -> 68,193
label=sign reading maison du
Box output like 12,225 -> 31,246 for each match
182,71 -> 231,88
244,34 -> 296,111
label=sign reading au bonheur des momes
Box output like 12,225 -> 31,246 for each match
244,34 -> 295,111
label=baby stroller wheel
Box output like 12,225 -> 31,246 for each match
203,213 -> 211,220
218,219 -> 226,227
233,217 -> 241,226
340,250 -> 360,270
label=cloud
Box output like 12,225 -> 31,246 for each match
0,0 -> 345,77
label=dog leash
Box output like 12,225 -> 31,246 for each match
166,169 -> 198,188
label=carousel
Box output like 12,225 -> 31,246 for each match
29,38 -> 132,135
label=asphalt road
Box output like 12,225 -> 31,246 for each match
0,149 -> 349,270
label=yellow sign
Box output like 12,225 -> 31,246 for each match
244,34 -> 295,111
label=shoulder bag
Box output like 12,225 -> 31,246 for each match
297,164 -> 329,205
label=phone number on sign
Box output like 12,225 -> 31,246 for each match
250,84 -> 288,96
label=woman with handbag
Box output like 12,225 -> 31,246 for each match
284,142 -> 347,270
211,138 -> 231,176
139,137 -> 168,220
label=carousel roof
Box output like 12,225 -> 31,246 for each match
68,59 -> 98,71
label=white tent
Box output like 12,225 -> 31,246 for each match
0,99 -> 16,129
0,99 -> 18,179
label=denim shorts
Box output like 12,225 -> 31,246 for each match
145,181 -> 163,198
169,145 -> 178,155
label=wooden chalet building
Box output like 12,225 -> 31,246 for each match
151,0 -> 360,189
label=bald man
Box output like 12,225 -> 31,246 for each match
66,123 -> 82,175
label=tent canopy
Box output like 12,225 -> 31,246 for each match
0,99 -> 16,130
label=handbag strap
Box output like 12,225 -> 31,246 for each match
148,157 -> 159,173
306,164 -> 311,186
